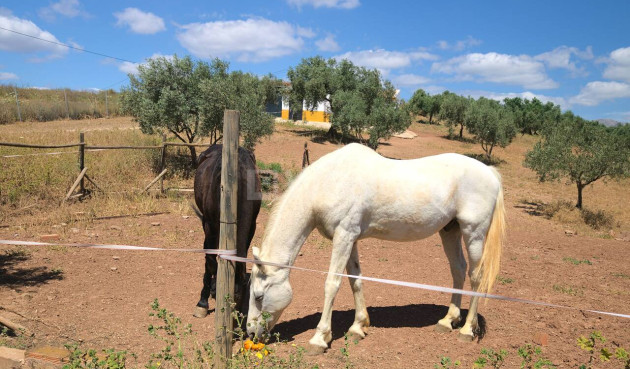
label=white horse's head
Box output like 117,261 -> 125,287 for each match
246,247 -> 293,338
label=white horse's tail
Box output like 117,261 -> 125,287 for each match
474,168 -> 506,295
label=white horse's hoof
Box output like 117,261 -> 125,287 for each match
457,332 -> 474,342
306,344 -> 327,356
434,322 -> 453,333
347,325 -> 367,340
193,306 -> 208,318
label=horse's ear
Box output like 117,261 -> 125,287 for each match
251,247 -> 267,274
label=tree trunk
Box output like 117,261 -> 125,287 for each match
429,112 -> 433,124
459,123 -> 464,139
576,182 -> 584,209
189,145 -> 198,168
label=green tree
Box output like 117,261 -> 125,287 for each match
524,112 -> 630,209
504,97 -> 561,135
120,55 -> 211,165
439,92 -> 471,139
199,62 -> 278,151
408,88 -> 442,124
287,56 -> 410,149
465,97 -> 516,159
121,55 -> 278,165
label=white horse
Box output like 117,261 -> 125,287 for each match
247,143 -> 505,353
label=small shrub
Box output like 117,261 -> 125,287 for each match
517,344 -> 556,368
434,356 -> 460,368
580,208 -> 614,230
496,276 -> 513,285
474,348 -> 508,368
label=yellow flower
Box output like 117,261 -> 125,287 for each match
256,352 -> 263,360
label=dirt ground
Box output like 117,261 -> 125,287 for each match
1,120 -> 629,368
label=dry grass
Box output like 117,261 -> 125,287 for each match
0,85 -> 122,124
0,117 -> 199,228
1,116 -> 629,239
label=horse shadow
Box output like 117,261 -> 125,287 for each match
272,304 -> 486,343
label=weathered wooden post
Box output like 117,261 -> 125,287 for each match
160,134 -> 167,193
214,110 -> 239,368
13,86 -> 22,122
302,141 -> 310,168
79,132 -> 85,195
64,89 -> 70,120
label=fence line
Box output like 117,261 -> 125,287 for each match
1,135 -> 217,199
0,238 -> 629,321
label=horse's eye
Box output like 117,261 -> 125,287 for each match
255,294 -> 263,302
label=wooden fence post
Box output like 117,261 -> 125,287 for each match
13,86 -> 22,122
105,91 -> 109,118
214,110 -> 239,368
160,134 -> 167,194
79,132 -> 85,195
64,89 -> 70,120
302,141 -> 310,168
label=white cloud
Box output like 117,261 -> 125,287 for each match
114,8 -> 166,35
177,18 -> 305,62
335,49 -> 438,74
287,0 -> 360,9
602,47 -> 630,83
570,81 -> 630,106
534,46 -> 592,76
0,10 -> 67,58
391,74 -> 431,87
431,52 -> 558,89
296,26 -> 316,38
0,72 -> 18,80
39,0 -> 88,21
118,53 -> 173,75
437,36 -> 481,51
315,34 -> 340,52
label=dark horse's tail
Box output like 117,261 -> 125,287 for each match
190,202 -> 203,221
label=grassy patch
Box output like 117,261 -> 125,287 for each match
562,257 -> 592,265
496,275 -> 514,285
552,284 -> 582,296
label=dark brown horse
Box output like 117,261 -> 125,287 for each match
192,144 -> 261,318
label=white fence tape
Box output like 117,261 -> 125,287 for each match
0,240 -> 235,255
1,239 -> 628,320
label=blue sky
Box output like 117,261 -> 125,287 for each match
1,0 -> 629,122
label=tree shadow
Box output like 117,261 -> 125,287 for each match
272,303 -> 486,344
514,201 -> 546,217
442,134 -> 476,144
463,153 -> 506,166
0,250 -> 64,289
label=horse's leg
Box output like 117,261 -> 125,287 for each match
435,225 -> 466,333
346,241 -> 370,339
193,232 -> 218,318
308,228 -> 357,354
458,228 -> 485,342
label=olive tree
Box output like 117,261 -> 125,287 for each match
287,56 -> 410,149
465,97 -> 517,159
120,55 -> 210,165
439,91 -> 471,139
407,89 -> 442,124
121,55 -> 279,165
524,112 -> 630,209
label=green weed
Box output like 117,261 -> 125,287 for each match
496,276 -> 513,285
563,257 -> 592,265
